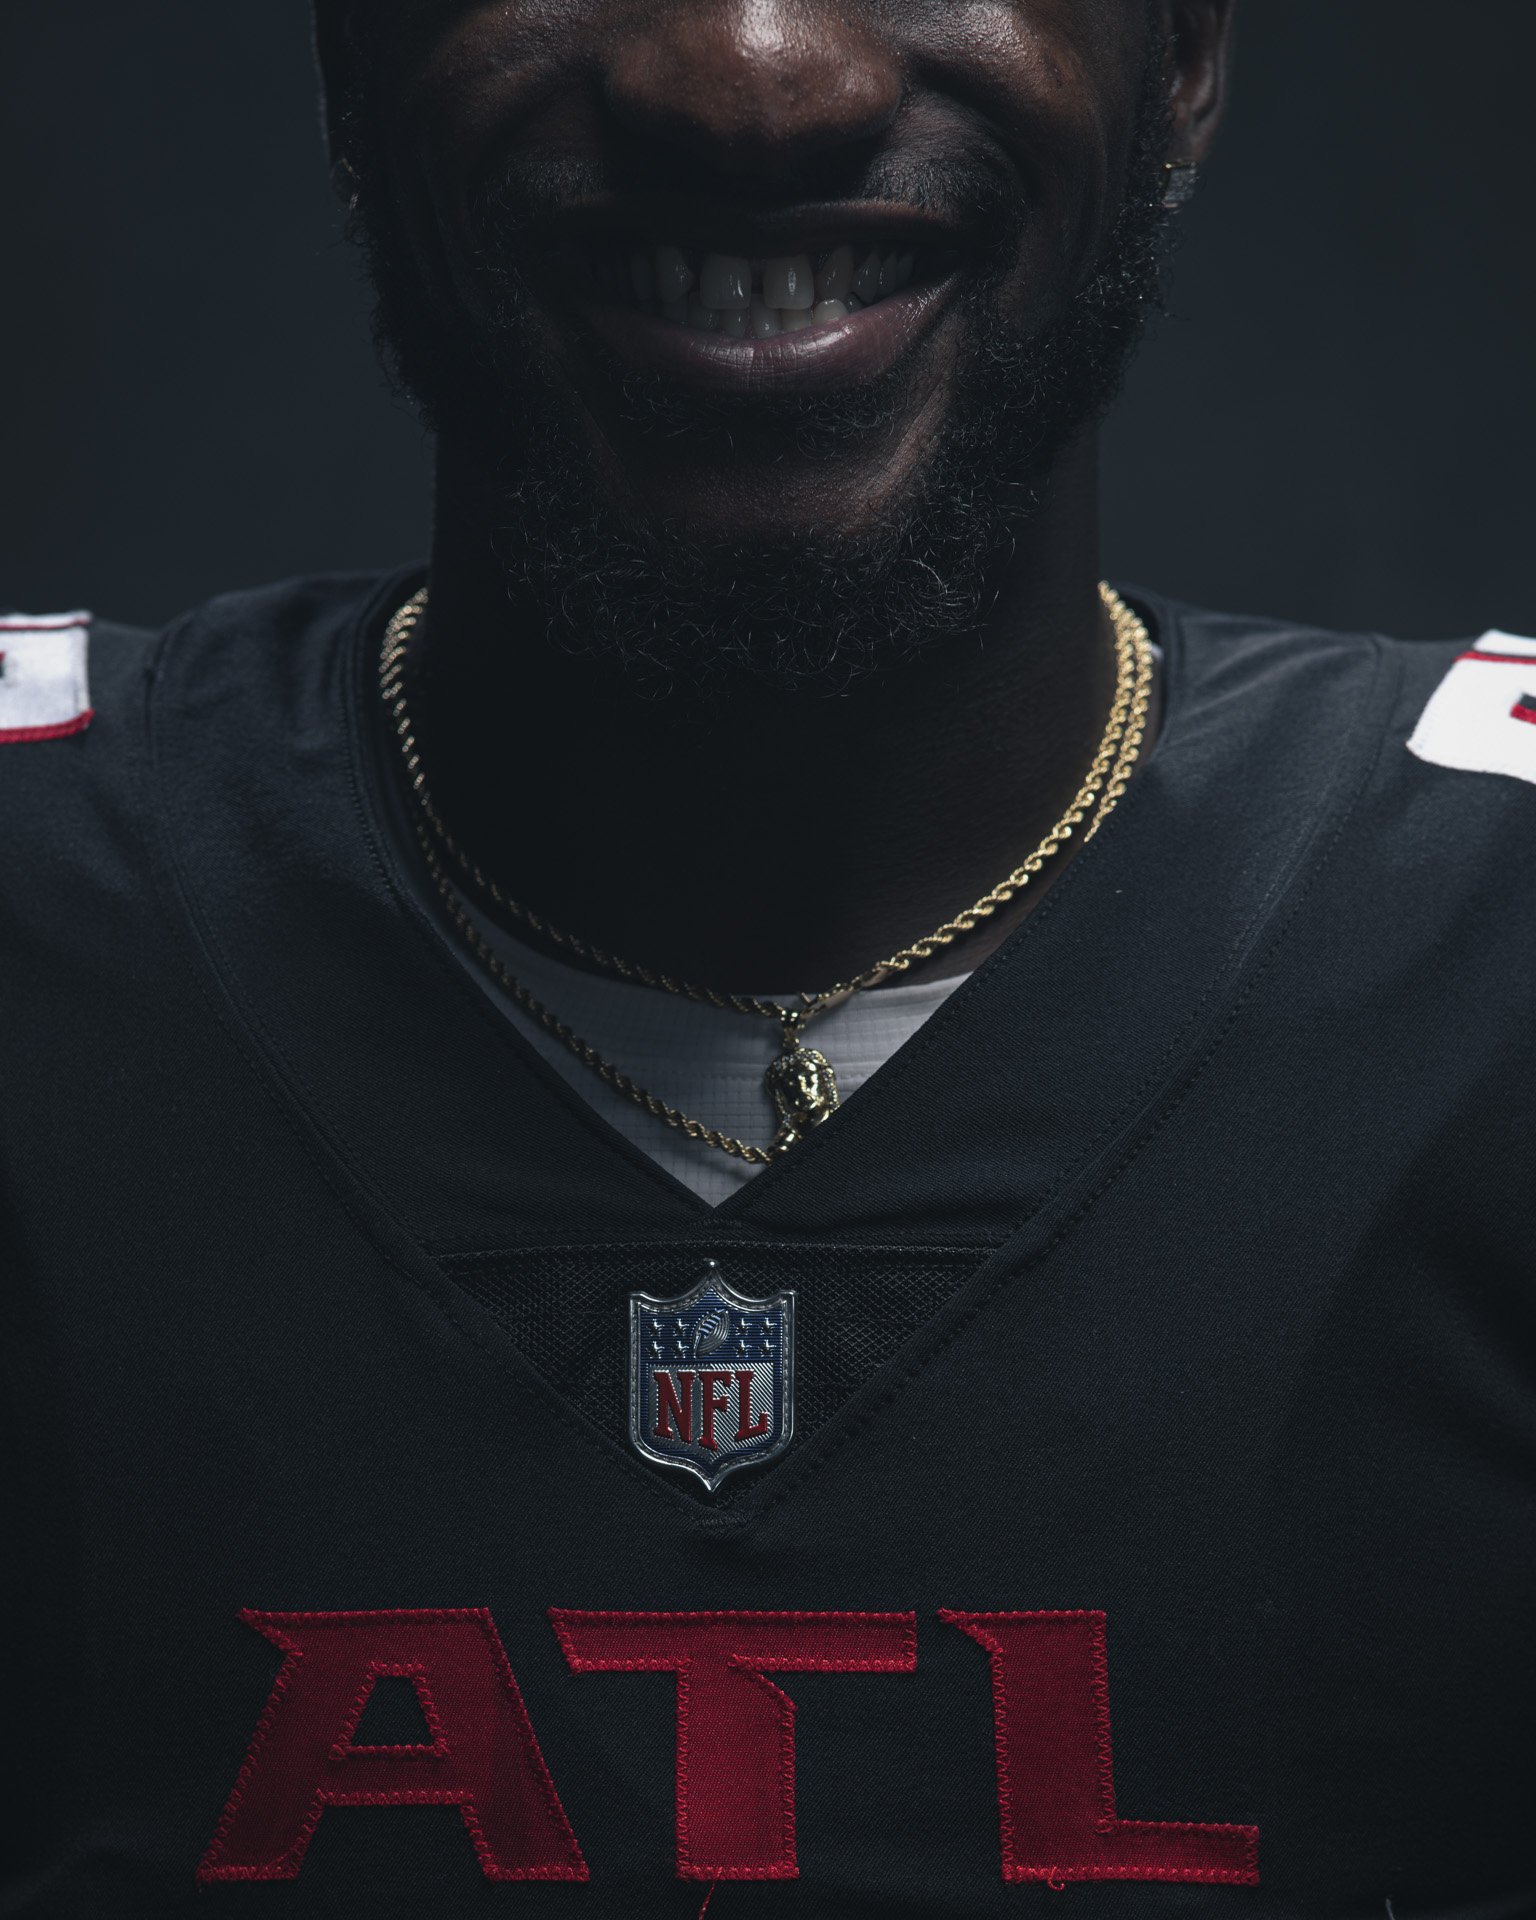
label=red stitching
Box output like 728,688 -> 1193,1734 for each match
1089,1614 -> 1115,1834
549,1610 -> 915,1881
553,1608 -> 917,1626
328,1662 -> 451,1760
938,1611 -> 1259,1886
198,1609 -> 587,1883
1458,648 -> 1536,665
0,709 -> 93,743
0,612 -> 89,630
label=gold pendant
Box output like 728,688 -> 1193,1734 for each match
765,1011 -> 840,1153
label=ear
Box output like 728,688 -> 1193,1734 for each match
1156,0 -> 1239,167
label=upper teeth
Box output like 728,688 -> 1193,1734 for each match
610,243 -> 918,335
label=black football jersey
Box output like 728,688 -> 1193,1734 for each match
1,573 -> 1533,1918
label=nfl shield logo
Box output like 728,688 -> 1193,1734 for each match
629,1262 -> 794,1490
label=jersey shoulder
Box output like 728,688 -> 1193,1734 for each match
1395,627 -> 1536,788
0,605 -> 154,739
1156,592 -> 1536,806
1140,595 -> 1536,967
0,573 -> 394,934
0,606 -> 158,869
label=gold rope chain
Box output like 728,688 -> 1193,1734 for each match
381,584 -> 1155,1163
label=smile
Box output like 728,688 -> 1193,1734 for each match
544,224 -> 962,395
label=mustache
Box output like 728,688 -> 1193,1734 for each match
465,146 -> 1027,263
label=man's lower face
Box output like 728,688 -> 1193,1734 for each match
353,39 -> 1170,685
480,193 -> 998,543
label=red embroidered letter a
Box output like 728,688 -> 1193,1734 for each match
940,1611 -> 1258,1884
199,1609 -> 586,1882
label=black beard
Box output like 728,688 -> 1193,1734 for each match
341,51 -> 1173,693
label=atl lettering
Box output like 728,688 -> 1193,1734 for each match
199,1605 -> 1259,1887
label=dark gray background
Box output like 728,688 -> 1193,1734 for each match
3,0 -> 1532,638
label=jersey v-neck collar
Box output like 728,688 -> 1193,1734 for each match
149,571 -> 1394,1265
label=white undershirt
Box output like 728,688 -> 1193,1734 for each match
449,889 -> 967,1205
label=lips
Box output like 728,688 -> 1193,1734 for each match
576,279 -> 955,396
518,205 -> 967,395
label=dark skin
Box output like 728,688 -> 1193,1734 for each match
321,0 -> 1236,989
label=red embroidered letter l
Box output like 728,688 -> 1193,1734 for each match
940,1610 -> 1258,1885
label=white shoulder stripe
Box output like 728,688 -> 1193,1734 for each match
0,612 -> 93,742
1408,629 -> 1536,788
1470,629 -> 1536,660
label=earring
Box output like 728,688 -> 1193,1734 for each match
1161,161 -> 1199,211
330,156 -> 363,215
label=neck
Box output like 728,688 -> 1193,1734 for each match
408,435 -> 1125,990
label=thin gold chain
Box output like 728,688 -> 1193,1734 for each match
381,585 -> 1155,1162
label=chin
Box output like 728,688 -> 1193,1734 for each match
561,392 -> 954,553
596,464 -> 925,549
